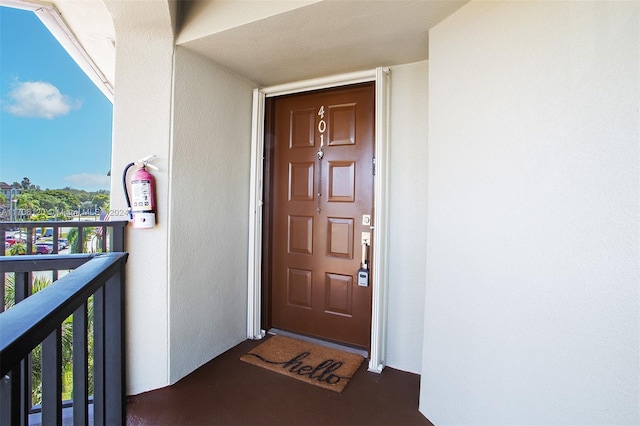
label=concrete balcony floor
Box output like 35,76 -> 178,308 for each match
126,337 -> 432,425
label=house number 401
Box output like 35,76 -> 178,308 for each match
318,105 -> 326,147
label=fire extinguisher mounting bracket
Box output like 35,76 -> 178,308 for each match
137,154 -> 158,170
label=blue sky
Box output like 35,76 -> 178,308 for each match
0,6 -> 113,192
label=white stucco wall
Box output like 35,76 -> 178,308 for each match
386,61 -> 429,374
106,1 -> 174,394
168,47 -> 254,383
421,1 -> 639,424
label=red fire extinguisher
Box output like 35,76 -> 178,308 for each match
123,155 -> 157,229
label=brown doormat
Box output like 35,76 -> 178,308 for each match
240,335 -> 364,393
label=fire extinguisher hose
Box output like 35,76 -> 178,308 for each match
122,162 -> 136,220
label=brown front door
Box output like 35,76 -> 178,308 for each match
267,82 -> 375,349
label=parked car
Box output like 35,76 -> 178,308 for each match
58,238 -> 69,249
5,236 -> 18,246
34,244 -> 52,254
13,233 -> 26,243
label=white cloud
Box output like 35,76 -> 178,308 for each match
3,80 -> 81,119
64,173 -> 110,191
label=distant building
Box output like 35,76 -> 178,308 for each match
0,182 -> 15,200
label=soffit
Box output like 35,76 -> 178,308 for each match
49,0 -> 177,96
177,0 -> 469,87
177,0 -> 323,43
21,0 -> 469,92
51,0 -> 116,91
1,0 -> 116,98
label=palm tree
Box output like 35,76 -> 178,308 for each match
67,227 -> 100,254
7,242 -> 26,256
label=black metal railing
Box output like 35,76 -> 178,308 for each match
0,220 -> 126,257
0,253 -> 128,426
0,221 -> 128,425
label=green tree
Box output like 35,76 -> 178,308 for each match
62,187 -> 95,204
20,177 -> 31,190
30,212 -> 48,222
91,193 -> 110,210
5,179 -> 108,221
67,227 -> 100,253
8,242 -> 26,255
44,190 -> 81,211
17,192 -> 40,211
35,192 -> 65,213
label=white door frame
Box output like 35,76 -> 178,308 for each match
247,68 -> 390,373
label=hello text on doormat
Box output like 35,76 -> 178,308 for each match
240,335 -> 364,392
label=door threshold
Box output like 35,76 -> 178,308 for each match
267,328 -> 369,358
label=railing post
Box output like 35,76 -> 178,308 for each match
76,227 -> 85,254
104,262 -> 125,425
112,223 -> 125,252
72,302 -> 89,426
41,328 -> 62,425
25,227 -> 33,256
0,373 -> 12,426
14,272 -> 30,303
100,226 -> 107,252
51,227 -> 59,255
13,273 -> 31,422
0,367 -> 25,426
93,286 -> 105,426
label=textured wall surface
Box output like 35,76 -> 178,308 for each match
421,1 -> 639,424
107,0 -> 175,394
386,61 -> 429,374
169,47 -> 255,383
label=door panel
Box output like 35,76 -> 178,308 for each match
269,82 -> 374,348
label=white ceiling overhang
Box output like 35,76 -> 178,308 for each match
177,0 -> 469,86
3,0 -> 469,92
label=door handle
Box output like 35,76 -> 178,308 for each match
361,241 -> 368,269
